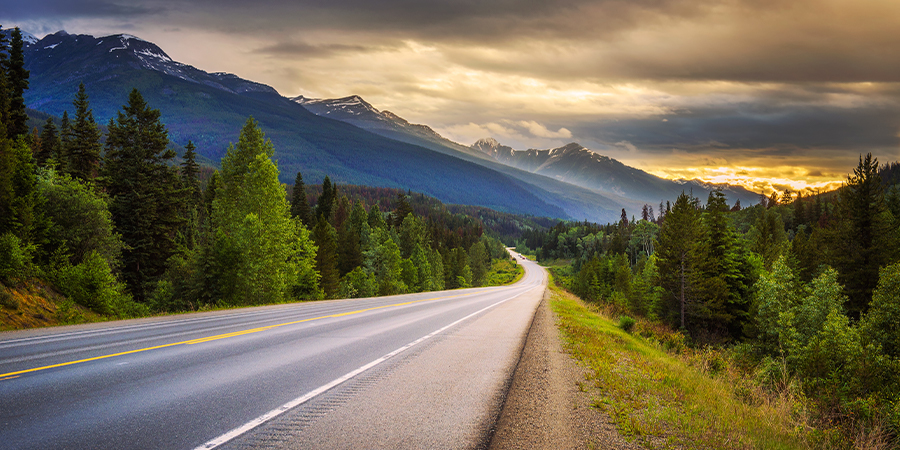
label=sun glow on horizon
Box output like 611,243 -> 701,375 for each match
646,166 -> 846,196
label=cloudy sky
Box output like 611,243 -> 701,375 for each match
4,0 -> 900,193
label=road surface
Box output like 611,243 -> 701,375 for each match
0,255 -> 546,449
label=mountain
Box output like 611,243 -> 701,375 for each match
20,30 -> 586,220
294,94 -> 760,215
471,138 -> 760,208
293,95 -> 487,160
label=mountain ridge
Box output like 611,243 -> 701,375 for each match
20,29 -> 582,221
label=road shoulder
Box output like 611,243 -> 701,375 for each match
489,290 -> 641,450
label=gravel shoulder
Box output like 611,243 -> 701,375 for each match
488,289 -> 641,450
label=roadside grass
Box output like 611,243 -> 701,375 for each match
483,258 -> 525,286
549,280 -> 815,450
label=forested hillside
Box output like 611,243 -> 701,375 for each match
0,27 -> 521,329
523,156 -> 900,445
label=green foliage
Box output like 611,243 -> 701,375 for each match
49,250 -> 147,318
66,83 -> 102,181
36,168 -> 122,267
831,153 -> 899,318
0,232 -> 32,282
206,118 -> 320,305
312,216 -> 340,298
747,205 -> 788,270
290,171 -> 313,228
861,263 -> 900,359
617,315 -> 636,333
5,28 -> 30,139
655,191 -> 701,329
104,89 -> 183,301
365,227 -> 407,295
340,266 -> 375,298
0,136 -> 40,240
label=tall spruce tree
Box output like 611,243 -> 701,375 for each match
312,215 -> 340,298
6,28 -> 29,139
290,171 -> 313,228
832,153 -> 898,318
178,141 -> 201,249
68,84 -> 102,180
37,118 -> 60,166
0,27 -> 9,129
655,191 -> 701,330
103,89 -> 183,301
316,176 -> 335,222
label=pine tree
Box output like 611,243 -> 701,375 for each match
36,118 -> 60,166
693,190 -> 751,338
67,84 -> 102,180
180,141 -> 201,206
315,175 -> 335,222
0,27 -> 9,130
178,141 -> 201,249
312,216 -> 340,298
655,192 -> 701,329
832,153 -> 898,318
392,193 -> 414,228
6,28 -> 30,139
0,136 -> 39,240
290,171 -> 313,228
103,89 -> 183,301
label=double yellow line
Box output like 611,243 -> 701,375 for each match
0,293 -> 471,380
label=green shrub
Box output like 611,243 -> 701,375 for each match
618,315 -> 636,333
0,233 -> 32,282
51,250 -> 147,318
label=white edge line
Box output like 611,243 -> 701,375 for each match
193,285 -> 539,450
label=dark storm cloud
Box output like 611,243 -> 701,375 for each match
10,0 -> 900,83
1,1 -> 156,20
571,99 -> 900,168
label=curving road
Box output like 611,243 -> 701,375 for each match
0,255 -> 546,449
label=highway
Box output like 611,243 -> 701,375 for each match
0,255 -> 546,449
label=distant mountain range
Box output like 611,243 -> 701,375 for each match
295,95 -> 761,212
18,29 -> 758,223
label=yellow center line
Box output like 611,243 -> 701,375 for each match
0,291 -> 481,379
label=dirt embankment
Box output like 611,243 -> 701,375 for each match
489,290 -> 641,450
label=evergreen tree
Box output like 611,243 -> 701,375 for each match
348,200 -> 372,250
692,190 -> 751,338
468,241 -> 488,287
205,118 -> 319,304
336,220 -> 363,276
180,141 -> 201,206
315,175 -> 335,221
290,171 -> 313,228
6,28 -> 29,139
178,141 -> 201,249
367,203 -> 387,230
0,28 -> 9,130
655,192 -> 701,329
103,89 -> 183,300
392,192 -> 414,228
832,153 -> 898,318
67,84 -> 102,180
312,215 -> 340,298
0,136 -> 39,240
37,118 -> 60,166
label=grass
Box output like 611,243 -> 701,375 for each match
549,279 -> 816,450
483,258 -> 525,286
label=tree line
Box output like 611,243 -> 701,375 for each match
0,29 -> 514,319
524,155 -> 900,440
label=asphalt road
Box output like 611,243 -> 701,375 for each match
0,255 -> 546,449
